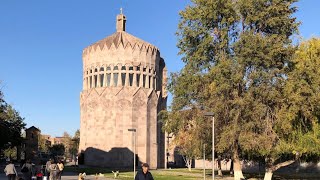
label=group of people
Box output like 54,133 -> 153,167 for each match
45,159 -> 64,180
4,158 -> 64,180
4,159 -> 34,180
5,159 -> 152,180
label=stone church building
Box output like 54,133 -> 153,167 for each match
79,12 -> 167,169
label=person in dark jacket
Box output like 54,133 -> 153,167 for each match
135,163 -> 154,180
21,159 -> 33,180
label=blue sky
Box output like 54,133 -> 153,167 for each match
0,1 -> 319,137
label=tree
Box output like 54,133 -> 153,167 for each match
49,144 -> 65,156
161,109 -> 211,171
69,130 -> 80,159
0,90 -> 10,150
4,146 -> 17,160
261,38 -> 320,179
39,135 -> 50,153
171,0 -> 299,179
61,132 -> 72,157
0,85 -> 26,160
5,105 -> 26,147
242,38 -> 320,180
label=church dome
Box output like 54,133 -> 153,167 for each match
81,11 -> 165,91
84,31 -> 158,54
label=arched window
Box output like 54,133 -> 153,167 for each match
106,73 -> 111,87
149,76 -> 152,89
114,73 -> 118,86
100,74 -> 104,87
129,73 -> 133,86
121,73 -> 126,86
107,66 -> 111,71
89,76 -> 92,88
95,68 -> 98,72
143,75 -> 146,87
94,75 -> 98,88
121,66 -> 126,86
136,74 -> 140,87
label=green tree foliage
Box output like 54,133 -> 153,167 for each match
49,144 -> 65,156
161,109 -> 211,171
5,105 -> 26,147
280,38 -> 320,157
69,129 -> 80,157
167,0 -> 300,179
0,90 -> 10,150
39,135 -> 50,153
4,147 -> 17,160
0,89 -> 26,151
61,132 -> 72,157
251,38 -> 320,179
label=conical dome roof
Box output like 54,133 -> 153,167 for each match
84,31 -> 158,53
83,12 -> 158,55
82,11 -> 161,72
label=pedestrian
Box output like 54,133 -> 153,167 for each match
34,162 -> 43,180
57,160 -> 64,180
21,159 -> 33,180
134,163 -> 154,180
45,158 -> 52,180
4,161 -> 17,180
49,159 -> 59,180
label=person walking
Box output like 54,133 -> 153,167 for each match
45,158 -> 52,180
21,159 -> 33,180
49,159 -> 59,180
57,160 -> 64,180
134,163 -> 154,180
4,161 -> 17,180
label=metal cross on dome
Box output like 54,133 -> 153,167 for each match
120,7 -> 123,14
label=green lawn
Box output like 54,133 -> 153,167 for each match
64,166 -> 218,180
64,166 -> 320,179
104,169 -> 214,180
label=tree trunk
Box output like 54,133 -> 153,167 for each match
264,158 -> 295,180
187,158 -> 192,171
183,156 -> 192,172
263,171 -> 273,180
233,150 -> 244,180
188,164 -> 192,171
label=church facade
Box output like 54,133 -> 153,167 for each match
79,12 -> 167,169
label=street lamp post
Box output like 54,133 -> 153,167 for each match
204,112 -> 214,180
128,128 -> 136,179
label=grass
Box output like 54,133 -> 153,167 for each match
64,166 -> 320,179
64,166 -> 220,180
104,169 -> 215,180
